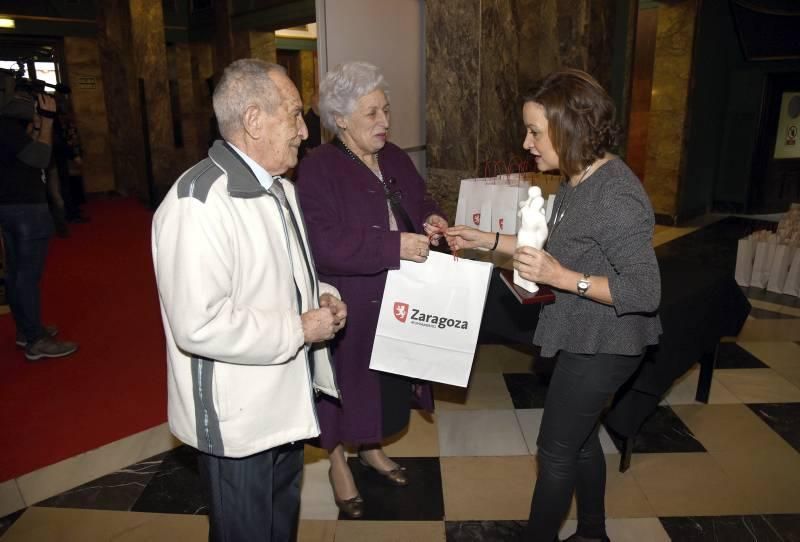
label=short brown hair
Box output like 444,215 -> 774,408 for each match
522,69 -> 619,178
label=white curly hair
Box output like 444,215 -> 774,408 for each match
319,61 -> 390,135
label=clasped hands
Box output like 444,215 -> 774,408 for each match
444,226 -> 563,286
400,214 -> 448,262
302,293 -> 348,343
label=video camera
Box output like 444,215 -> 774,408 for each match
1,64 -> 71,114
1,65 -> 71,94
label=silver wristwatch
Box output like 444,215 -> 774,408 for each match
577,273 -> 591,297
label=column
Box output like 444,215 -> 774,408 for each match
130,0 -> 176,202
642,0 -> 698,222
96,0 -> 148,201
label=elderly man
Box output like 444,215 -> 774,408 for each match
152,59 -> 347,542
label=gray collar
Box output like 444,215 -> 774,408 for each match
208,140 -> 269,199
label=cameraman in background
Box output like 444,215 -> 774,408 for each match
0,85 -> 78,361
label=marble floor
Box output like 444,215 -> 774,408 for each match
2,220 -> 800,541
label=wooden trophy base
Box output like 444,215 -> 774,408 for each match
499,268 -> 556,305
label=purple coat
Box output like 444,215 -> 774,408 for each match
296,141 -> 441,449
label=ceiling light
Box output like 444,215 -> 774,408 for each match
0,18 -> 15,29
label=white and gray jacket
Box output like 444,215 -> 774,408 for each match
152,140 -> 340,458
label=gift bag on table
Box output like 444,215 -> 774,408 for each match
782,248 -> 800,297
369,251 -> 493,387
735,237 -> 755,287
750,235 -> 777,288
455,178 -> 494,232
767,244 -> 796,293
490,178 -> 531,234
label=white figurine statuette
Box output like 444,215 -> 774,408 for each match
514,186 -> 548,293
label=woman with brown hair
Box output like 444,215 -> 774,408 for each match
446,69 -> 662,542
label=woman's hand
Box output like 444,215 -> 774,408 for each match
423,214 -> 448,246
444,225 -> 492,252
513,246 -> 564,286
400,233 -> 431,262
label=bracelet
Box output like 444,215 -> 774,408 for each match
38,110 -> 56,119
490,232 -> 500,251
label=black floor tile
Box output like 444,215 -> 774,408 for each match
503,373 -> 549,409
747,403 -> 800,453
446,520 -> 526,542
716,342 -> 769,369
762,514 -> 800,541
607,406 -> 706,454
345,457 -> 443,521
660,514 -> 800,542
0,509 -> 25,538
748,307 -> 799,319
36,452 -> 168,511
131,445 -> 207,515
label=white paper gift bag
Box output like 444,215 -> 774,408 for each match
767,245 -> 796,293
490,182 -> 530,234
454,178 -> 477,227
735,237 -> 755,287
782,248 -> 800,297
369,252 -> 493,387
750,238 -> 777,288
455,179 -> 493,232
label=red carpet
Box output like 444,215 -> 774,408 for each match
0,198 -> 167,482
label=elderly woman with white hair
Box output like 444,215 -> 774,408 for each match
296,61 -> 447,518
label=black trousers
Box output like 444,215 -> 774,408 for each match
198,442 -> 304,542
0,203 -> 53,342
526,351 -> 644,541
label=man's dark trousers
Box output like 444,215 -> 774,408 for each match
0,203 -> 53,342
198,442 -> 304,542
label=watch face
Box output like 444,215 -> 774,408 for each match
578,279 -> 589,289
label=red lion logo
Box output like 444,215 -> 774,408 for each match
393,302 -> 409,323
498,218 -> 505,230
472,212 -> 481,226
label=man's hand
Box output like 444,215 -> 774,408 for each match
301,308 -> 338,343
320,293 -> 347,332
32,93 -> 56,146
302,294 -> 347,343
36,93 -> 56,116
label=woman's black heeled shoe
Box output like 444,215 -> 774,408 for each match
328,469 -> 364,519
357,454 -> 409,487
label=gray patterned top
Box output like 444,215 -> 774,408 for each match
533,158 -> 663,357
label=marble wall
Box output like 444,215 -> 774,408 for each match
130,0 -> 177,201
62,37 -> 115,194
213,0 -> 234,76
298,50 -> 316,111
426,0 -> 480,217
426,0 -> 620,219
172,43 -> 202,168
232,31 -> 277,63
642,0 -> 697,221
96,0 -> 148,201
190,42 -> 214,152
250,32 -> 277,64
